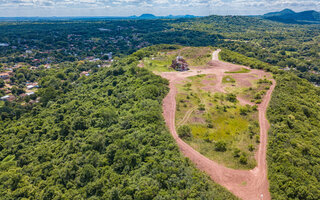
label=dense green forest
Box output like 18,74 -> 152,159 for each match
0,45 -> 237,199
220,49 -> 320,200
0,15 -> 319,83
173,16 -> 320,83
1,14 -> 320,199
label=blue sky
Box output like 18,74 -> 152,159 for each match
0,0 -> 319,17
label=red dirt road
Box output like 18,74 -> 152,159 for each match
160,50 -> 276,200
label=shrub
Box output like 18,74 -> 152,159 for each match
252,105 -> 258,111
254,93 -> 262,99
248,144 -> 255,152
255,99 -> 262,104
178,125 -> 192,138
255,135 -> 260,143
240,107 -> 248,115
198,104 -> 205,111
214,140 -> 227,152
233,148 -> 241,157
226,93 -> 237,102
239,153 -> 248,165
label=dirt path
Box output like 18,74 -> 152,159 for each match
177,106 -> 197,126
161,50 -> 275,200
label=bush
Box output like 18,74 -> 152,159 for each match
207,123 -> 214,128
214,140 -> 227,152
239,153 -> 248,165
255,135 -> 260,143
198,104 -> 205,111
226,93 -> 237,102
240,107 -> 248,115
233,148 -> 241,157
255,99 -> 262,104
178,125 -> 192,138
248,144 -> 254,152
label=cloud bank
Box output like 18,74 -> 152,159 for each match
0,0 -> 319,17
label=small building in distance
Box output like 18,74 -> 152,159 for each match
170,56 -> 189,71
80,71 -> 90,77
0,72 -> 11,80
0,95 -> 16,101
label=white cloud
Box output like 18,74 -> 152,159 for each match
0,0 -> 319,16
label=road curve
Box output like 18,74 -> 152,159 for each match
161,50 -> 275,200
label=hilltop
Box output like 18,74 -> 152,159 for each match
138,14 -> 157,19
263,9 -> 320,24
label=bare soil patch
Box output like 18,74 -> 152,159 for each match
160,50 -> 275,200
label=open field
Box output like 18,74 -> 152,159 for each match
139,47 -> 273,170
139,46 -> 215,72
159,49 -> 275,200
175,74 -> 260,169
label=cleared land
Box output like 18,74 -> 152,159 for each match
159,49 -> 275,200
139,46 -> 214,72
175,73 -> 262,169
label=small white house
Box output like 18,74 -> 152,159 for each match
27,85 -> 34,90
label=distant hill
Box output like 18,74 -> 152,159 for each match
0,14 -> 197,22
264,9 -> 296,18
263,9 -> 320,24
138,14 -> 157,19
135,14 -> 196,19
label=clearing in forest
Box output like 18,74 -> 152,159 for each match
139,46 -> 275,200
139,46 -> 214,72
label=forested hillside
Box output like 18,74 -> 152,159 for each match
1,14 -> 320,199
1,15 -> 319,84
172,16 -> 320,84
0,46 -> 237,199
220,49 -> 320,200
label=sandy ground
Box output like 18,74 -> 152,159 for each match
138,60 -> 144,68
160,50 -> 276,200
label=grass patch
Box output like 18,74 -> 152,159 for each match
142,55 -> 175,72
175,74 -> 260,169
226,68 -> 251,74
141,46 -> 214,71
178,47 -> 214,66
222,75 -> 236,84
238,78 -> 272,104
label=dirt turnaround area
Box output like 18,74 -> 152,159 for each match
161,50 -> 276,200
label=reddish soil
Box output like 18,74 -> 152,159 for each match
231,74 -> 256,88
160,50 -> 275,200
190,117 -> 206,124
137,60 -> 144,68
201,75 -> 218,92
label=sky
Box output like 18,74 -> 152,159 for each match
0,0 -> 319,17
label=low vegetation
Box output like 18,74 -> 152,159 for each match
176,74 -> 260,169
0,46 -> 238,199
221,49 -> 320,200
222,75 -> 236,84
226,68 -> 251,74
139,46 -> 214,72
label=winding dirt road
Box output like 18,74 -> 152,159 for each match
161,50 -> 276,200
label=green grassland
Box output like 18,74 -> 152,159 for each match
140,46 -> 215,72
226,68 -> 251,74
177,46 -> 215,66
141,54 -> 176,72
222,75 -> 236,84
219,48 -> 320,199
239,78 -> 273,104
175,74 -> 260,169
221,73 -> 273,105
